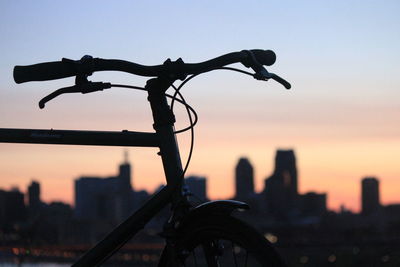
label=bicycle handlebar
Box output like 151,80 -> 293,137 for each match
13,50 -> 276,84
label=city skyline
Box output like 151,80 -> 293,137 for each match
0,154 -> 392,220
1,149 -> 397,213
1,150 -> 398,266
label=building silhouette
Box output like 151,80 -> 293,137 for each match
119,151 -> 132,190
300,192 -> 327,216
361,177 -> 380,215
0,188 -> 27,228
235,157 -> 255,201
117,151 -> 134,219
185,175 -> 207,202
74,154 -> 134,222
264,149 -> 299,217
28,180 -> 42,218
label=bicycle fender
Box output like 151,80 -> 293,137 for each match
179,200 -> 249,228
193,200 -> 249,214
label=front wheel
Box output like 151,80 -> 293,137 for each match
158,214 -> 287,267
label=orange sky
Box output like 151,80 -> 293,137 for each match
0,127 -> 399,212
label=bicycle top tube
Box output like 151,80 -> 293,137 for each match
13,49 -> 276,84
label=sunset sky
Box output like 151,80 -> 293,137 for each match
0,1 -> 399,212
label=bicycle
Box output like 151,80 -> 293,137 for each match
1,49 -> 291,266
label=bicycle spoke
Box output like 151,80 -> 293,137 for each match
192,248 -> 198,267
231,241 -> 239,267
201,241 -> 220,267
244,250 -> 248,267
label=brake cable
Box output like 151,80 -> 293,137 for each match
167,67 -> 258,178
110,83 -> 197,178
115,66 -> 262,179
170,67 -> 254,111
37,65 -> 275,179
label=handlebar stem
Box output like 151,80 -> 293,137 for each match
161,58 -> 187,81
146,78 -> 176,129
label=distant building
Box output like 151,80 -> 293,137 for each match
118,153 -> 133,219
185,176 -> 207,202
383,204 -> 400,222
300,192 -> 327,216
264,149 -> 299,217
235,158 -> 255,201
0,188 -> 27,228
28,180 -> 42,218
40,202 -> 73,243
132,190 -> 150,210
361,177 -> 381,215
74,154 -> 134,222
119,150 -> 132,190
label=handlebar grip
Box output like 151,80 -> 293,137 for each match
13,61 -> 78,84
252,49 -> 276,66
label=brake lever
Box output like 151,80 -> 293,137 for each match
270,73 -> 291,89
39,86 -> 80,109
39,82 -> 111,109
254,68 -> 291,90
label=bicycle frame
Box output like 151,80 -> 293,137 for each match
0,77 -> 187,266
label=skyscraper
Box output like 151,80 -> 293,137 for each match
28,180 -> 42,218
264,149 -> 298,217
235,157 -> 255,201
28,181 -> 41,206
118,150 -> 132,191
117,151 -> 133,220
74,153 -> 134,222
361,177 -> 380,215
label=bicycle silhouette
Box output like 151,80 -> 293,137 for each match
1,49 -> 290,266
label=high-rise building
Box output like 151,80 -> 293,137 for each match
235,157 -> 254,201
75,153 -> 134,222
118,151 -> 133,219
264,149 -> 298,217
185,175 -> 207,202
118,150 -> 132,191
28,181 -> 41,216
361,177 -> 380,215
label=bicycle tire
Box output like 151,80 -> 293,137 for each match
158,214 -> 287,267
